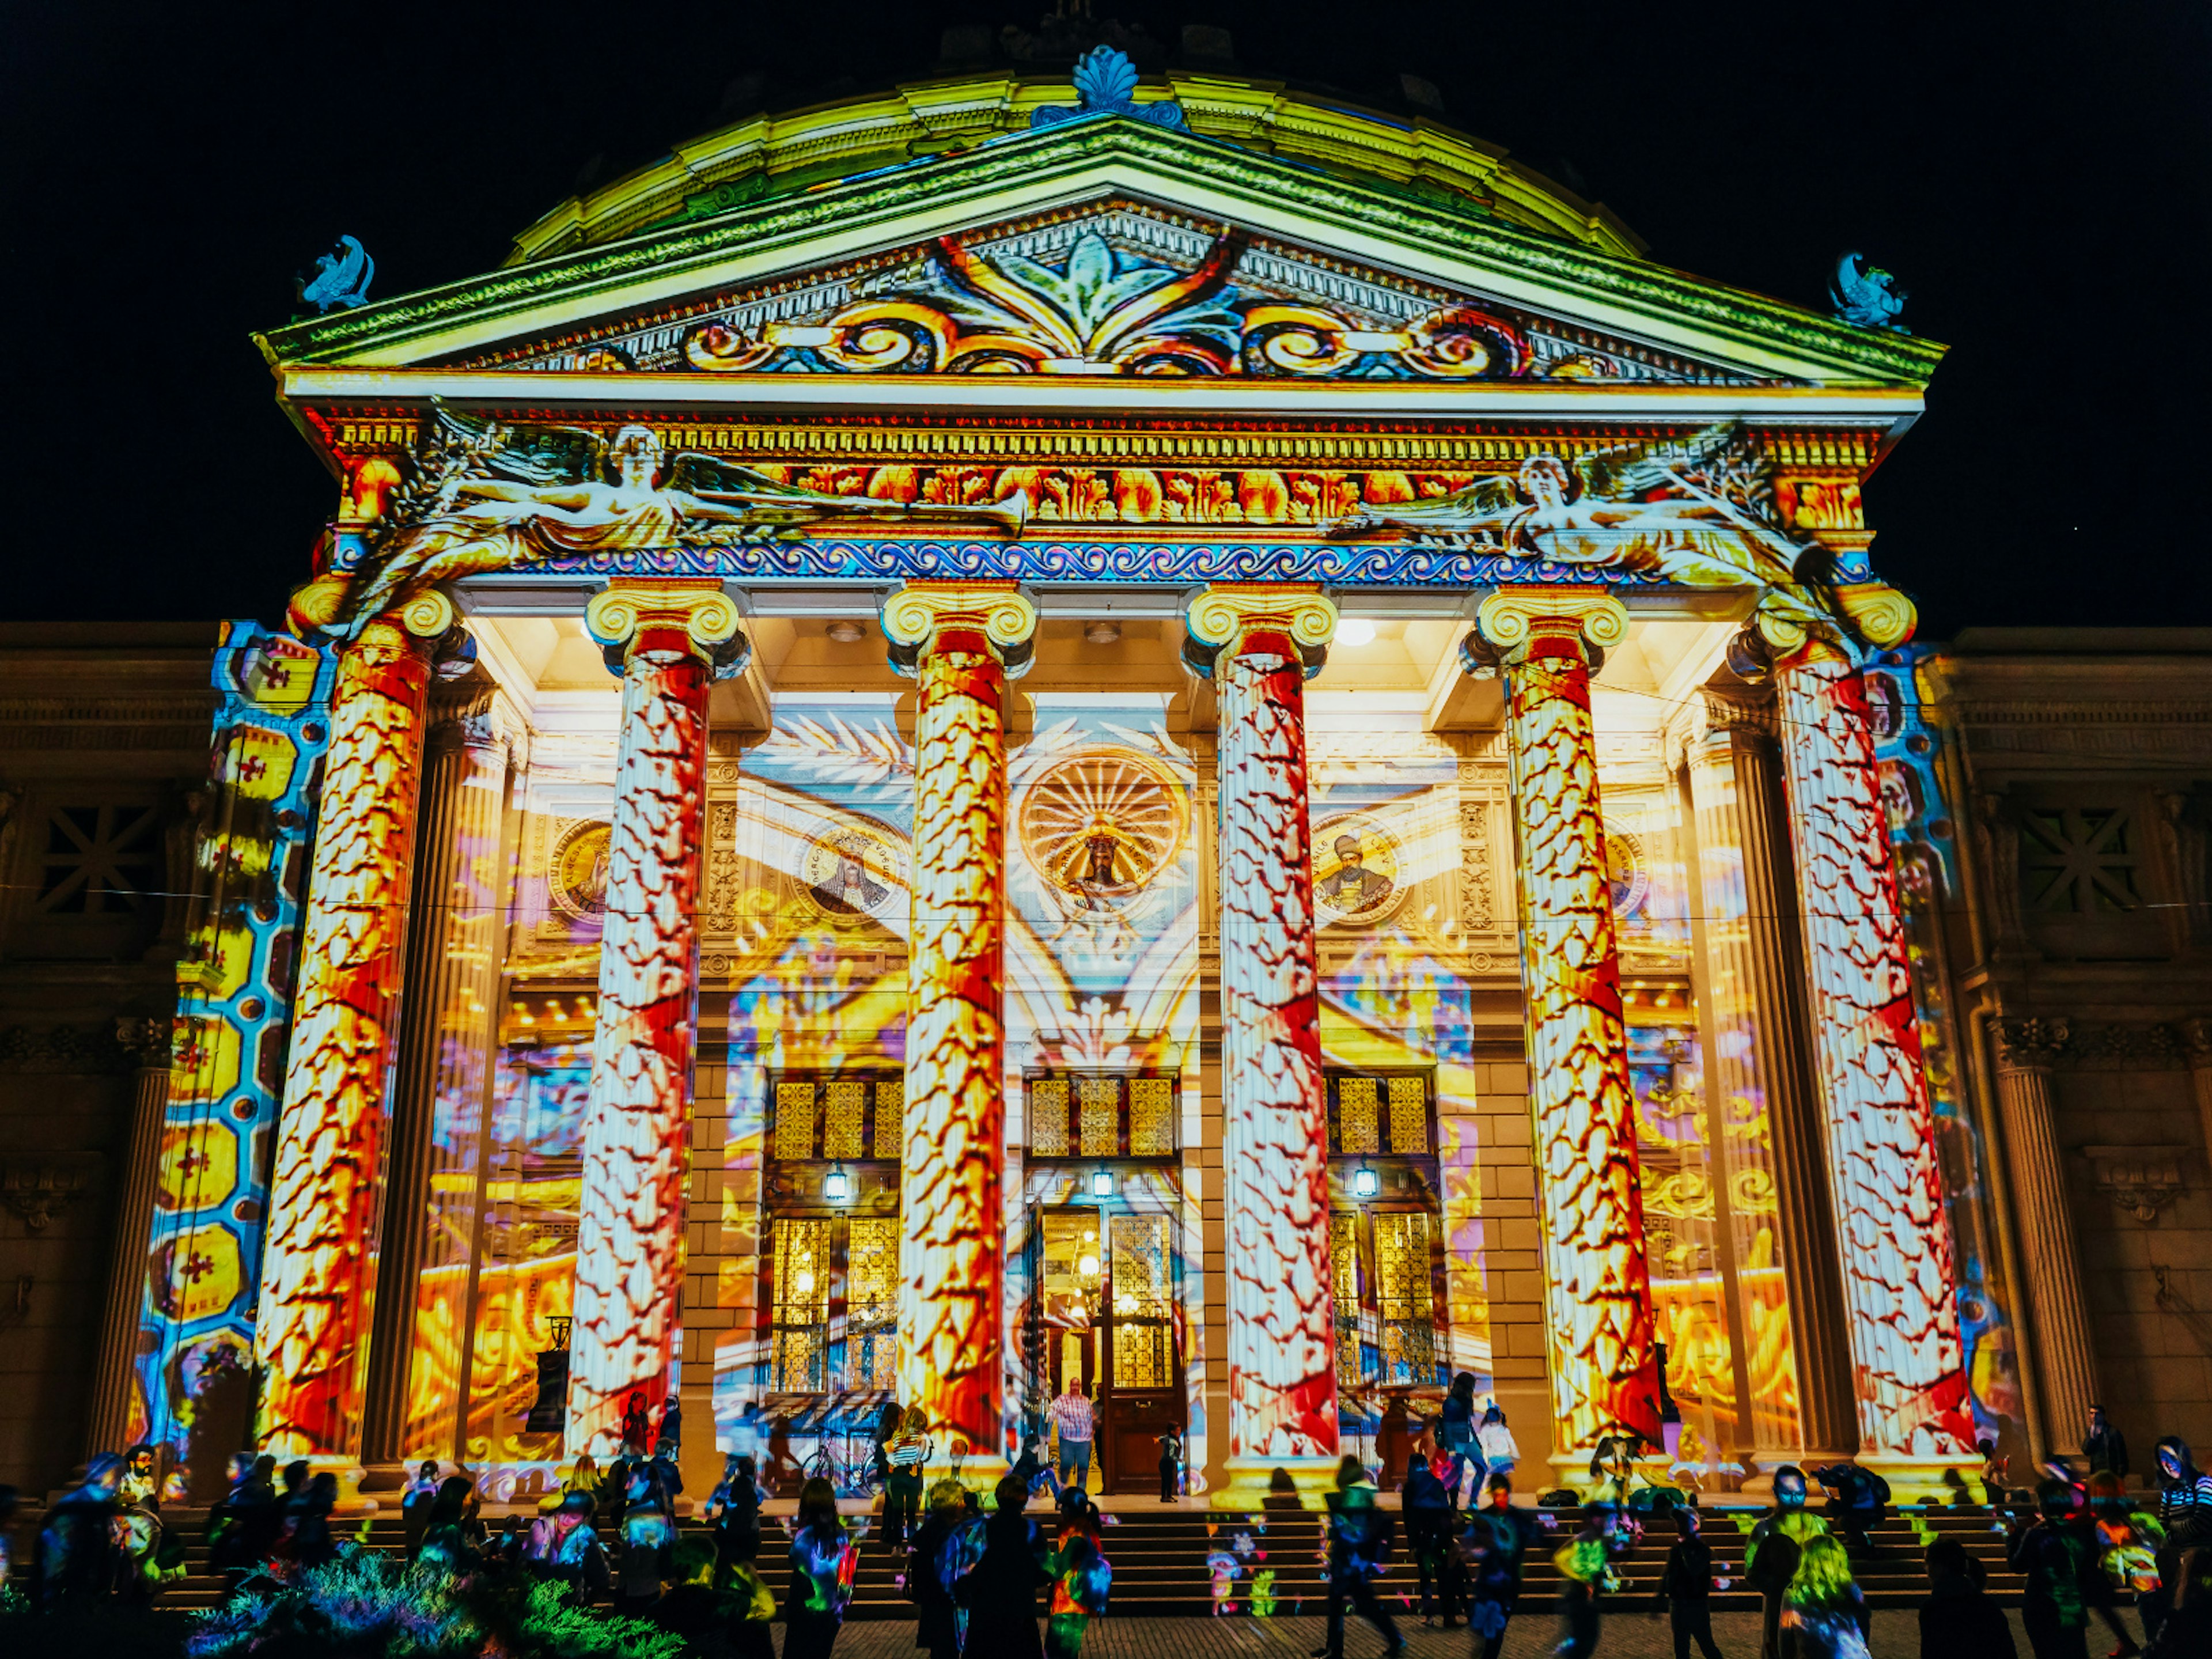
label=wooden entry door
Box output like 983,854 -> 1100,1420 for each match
1036,1209 -> 1185,1493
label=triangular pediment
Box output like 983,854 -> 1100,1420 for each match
259,118 -> 1938,390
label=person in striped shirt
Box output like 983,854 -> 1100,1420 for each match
1050,1380 -> 1096,1494
885,1406 -> 932,1550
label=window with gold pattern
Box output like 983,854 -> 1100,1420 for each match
1325,1207 -> 1444,1388
770,1217 -> 833,1391
767,1214 -> 900,1394
1024,1072 -> 1179,1157
1325,1070 -> 1433,1156
770,1073 -> 905,1164
846,1215 -> 900,1389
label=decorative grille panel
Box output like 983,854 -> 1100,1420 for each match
1078,1077 -> 1119,1157
774,1083 -> 817,1162
1337,1076 -> 1381,1154
873,1077 -> 905,1162
1128,1077 -> 1174,1155
823,1079 -> 866,1159
1387,1075 -> 1429,1154
1031,1077 -> 1070,1156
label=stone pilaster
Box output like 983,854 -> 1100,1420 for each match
359,679 -> 516,1478
1990,1017 -> 2099,1461
881,581 -> 1037,1478
84,1018 -> 172,1457
1184,584 -> 1340,1505
1681,682 -> 1857,1463
257,592 -> 454,1469
1474,586 -> 1661,1474
1774,641 -> 1975,1495
2184,1019 -> 2212,1184
565,581 -> 743,1457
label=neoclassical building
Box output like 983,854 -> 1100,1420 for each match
6,51 -> 2207,1509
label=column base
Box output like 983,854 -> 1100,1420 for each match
1853,1450 -> 1982,1507
1210,1455 -> 1339,1512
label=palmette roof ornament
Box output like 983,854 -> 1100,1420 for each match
1031,46 -> 1189,131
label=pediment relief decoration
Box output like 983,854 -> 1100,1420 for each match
445,202 -> 1775,387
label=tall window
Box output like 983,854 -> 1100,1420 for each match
768,1213 -> 899,1393
1026,1072 -> 1177,1157
1324,1068 -> 1442,1389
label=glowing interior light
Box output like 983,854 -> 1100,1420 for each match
1336,617 -> 1377,646
1351,1162 -> 1381,1200
823,1162 -> 852,1203
794,1270 -> 816,1295
1090,1165 -> 1115,1198
1078,1253 -> 1100,1278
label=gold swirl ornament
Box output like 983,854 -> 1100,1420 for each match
1183,584 -> 1339,654
586,580 -> 743,664
1474,586 -> 1628,656
877,582 -> 1040,656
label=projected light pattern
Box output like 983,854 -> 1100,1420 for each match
1503,631 -> 1661,1452
902,628 -> 1014,1462
1215,627 -> 1338,1463
1777,647 -> 1972,1461
257,618 -> 433,1457
567,629 -> 712,1456
139,624 -> 336,1460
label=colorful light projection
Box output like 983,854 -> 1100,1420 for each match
257,593 -> 452,1459
1187,586 -> 1341,1484
881,582 -> 1039,1469
138,623 -> 337,1468
565,582 -> 737,1455
1866,647 -> 2025,1452
1776,646 -> 1974,1467
1479,589 -> 1662,1455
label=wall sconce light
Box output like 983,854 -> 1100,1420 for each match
1350,1161 -> 1381,1200
823,1162 -> 853,1203
1090,1165 -> 1115,1199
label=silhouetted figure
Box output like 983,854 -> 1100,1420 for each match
1460,1471 -> 1541,1659
784,1477 -> 857,1659
1320,1455 -> 1402,1657
1919,1536 -> 2017,1658
956,1476 -> 1051,1658
1654,1505 -> 1725,1659
2084,1406 -> 2128,1484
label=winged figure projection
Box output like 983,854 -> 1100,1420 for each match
1830,252 -> 1907,331
301,235 -> 376,313
303,403 -> 1029,634
1332,422 -> 1837,634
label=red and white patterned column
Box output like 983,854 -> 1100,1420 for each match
1185,585 -> 1340,1502
257,590 -> 454,1466
880,582 -> 1037,1476
1475,588 -> 1662,1473
1774,640 -> 1975,1490
565,580 -> 745,1457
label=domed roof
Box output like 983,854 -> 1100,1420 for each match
507,60 -> 1645,268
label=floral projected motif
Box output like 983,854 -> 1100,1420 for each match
1777,650 -> 1974,1462
684,229 -> 1530,380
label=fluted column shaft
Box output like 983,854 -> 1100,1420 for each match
1478,589 -> 1661,1465
360,688 -> 513,1471
1991,1019 -> 2098,1460
1774,645 -> 1974,1480
882,582 -> 1036,1475
257,600 -> 449,1461
566,582 -> 734,1457
1684,706 -> 1857,1458
85,1025 -> 172,1456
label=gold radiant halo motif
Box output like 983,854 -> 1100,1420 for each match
548,820 -> 613,922
1018,749 -> 1189,899
798,817 -> 907,926
1311,811 -> 1406,925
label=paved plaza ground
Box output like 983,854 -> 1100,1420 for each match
761,1605 -> 2143,1657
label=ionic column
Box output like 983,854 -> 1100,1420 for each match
1773,641 -> 1975,1490
880,582 -> 1037,1476
1184,584 -> 1340,1502
359,679 -> 515,1477
566,581 -> 744,1457
1474,588 -> 1662,1471
257,592 -> 454,1465
1990,1017 -> 2098,1460
1681,684 -> 1858,1461
84,1018 -> 172,1457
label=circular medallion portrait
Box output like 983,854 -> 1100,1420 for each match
1311,813 -> 1404,925
549,821 -> 612,922
1018,749 -> 1189,903
799,819 -> 905,924
1604,824 -> 1650,921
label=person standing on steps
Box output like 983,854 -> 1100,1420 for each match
1156,1426 -> 1183,1502
1312,1455 -> 1404,1658
1653,1505 -> 1726,1659
1460,1471 -> 1541,1659
1918,1536 -> 2017,1658
1749,1465 -> 1828,1659
884,1406 -> 931,1550
1050,1377 -> 1096,1495
2084,1407 -> 2130,1487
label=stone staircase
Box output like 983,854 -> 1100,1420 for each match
126,1503 -> 2030,1618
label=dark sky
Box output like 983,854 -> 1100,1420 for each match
9,1 -> 2207,635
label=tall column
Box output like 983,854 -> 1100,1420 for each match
566,580 -> 743,1457
1774,641 -> 1976,1492
880,582 -> 1037,1475
257,591 -> 454,1466
1990,1017 -> 2098,1461
2183,1020 -> 2212,1179
1184,584 -> 1340,1503
84,1018 -> 172,1456
359,679 -> 515,1478
1681,684 -> 1858,1461
1474,588 -> 1662,1472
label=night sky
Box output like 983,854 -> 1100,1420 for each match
10,1 -> 2207,635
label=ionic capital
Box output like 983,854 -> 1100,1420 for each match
881,581 -> 1039,677
1993,1016 -> 2071,1074
1182,584 -> 1336,679
586,579 -> 749,675
1473,586 -> 1627,664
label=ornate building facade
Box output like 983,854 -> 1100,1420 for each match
5,55 -> 2204,1508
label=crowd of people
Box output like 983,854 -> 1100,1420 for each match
6,1391 -> 2211,1658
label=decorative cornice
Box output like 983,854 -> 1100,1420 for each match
1994,1017 -> 2206,1071
1993,1016 -> 2070,1073
0,1150 -> 103,1231
2077,1144 -> 2192,1225
0,1024 -> 134,1075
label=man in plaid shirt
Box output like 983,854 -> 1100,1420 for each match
1050,1378 -> 1096,1493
